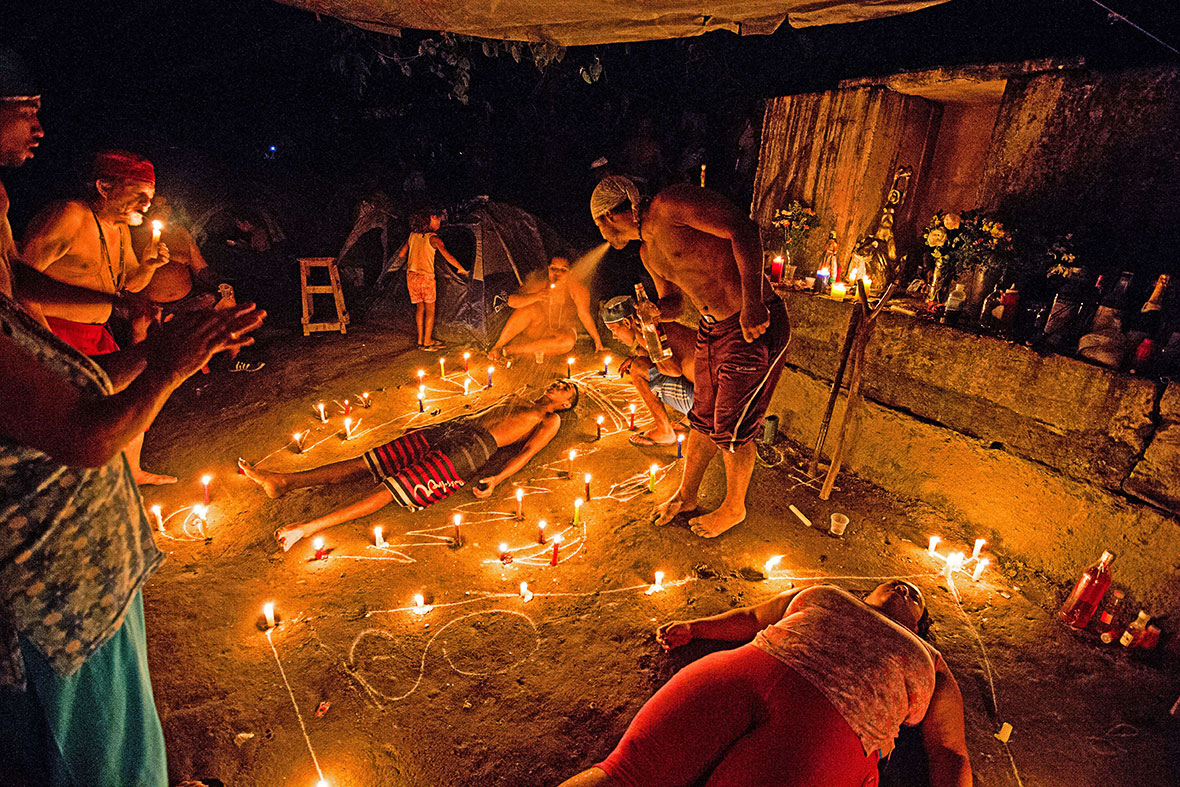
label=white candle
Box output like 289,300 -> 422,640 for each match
151,504 -> 164,532
417,369 -> 425,385
764,555 -> 783,575
374,526 -> 384,548
413,593 -> 428,614
831,282 -> 848,300
946,551 -> 965,578
463,378 -> 471,395
646,570 -> 665,594
343,416 -> 354,438
972,538 -> 986,559
928,536 -> 941,557
151,219 -> 163,243
648,463 -> 658,492
263,602 -> 276,629
316,402 -> 327,423
515,487 -> 524,519
519,581 -> 534,603
972,558 -> 989,581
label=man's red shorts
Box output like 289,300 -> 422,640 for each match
45,316 -> 120,356
688,297 -> 790,451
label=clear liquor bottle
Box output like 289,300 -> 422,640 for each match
634,283 -> 672,362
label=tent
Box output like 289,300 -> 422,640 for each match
269,1 -> 949,45
366,199 -> 571,346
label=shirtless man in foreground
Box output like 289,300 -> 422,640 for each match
489,256 -> 605,362
240,379 -> 579,551
21,150 -> 176,484
592,176 -> 789,538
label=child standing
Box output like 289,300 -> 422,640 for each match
397,209 -> 467,350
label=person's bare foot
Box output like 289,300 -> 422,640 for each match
689,504 -> 746,538
238,458 -> 286,498
652,492 -> 696,527
133,470 -> 177,486
488,347 -> 507,363
629,428 -> 677,447
275,525 -> 304,552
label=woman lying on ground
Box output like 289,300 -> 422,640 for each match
559,581 -> 972,787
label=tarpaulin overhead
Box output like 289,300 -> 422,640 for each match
272,1 -> 950,45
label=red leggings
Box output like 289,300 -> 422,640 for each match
597,645 -> 879,787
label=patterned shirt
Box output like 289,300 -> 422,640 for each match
753,585 -> 940,757
0,292 -> 163,690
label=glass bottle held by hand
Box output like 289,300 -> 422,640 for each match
634,283 -> 672,362
1058,551 -> 1115,629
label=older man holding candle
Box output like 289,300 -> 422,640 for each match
242,379 -> 580,551
592,176 -> 789,538
488,256 -> 605,363
0,50 -> 267,784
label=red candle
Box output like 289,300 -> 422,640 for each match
463,351 -> 471,372
629,404 -> 636,430
343,399 -> 351,416
313,536 -> 326,560
515,487 -> 524,520
499,542 -> 513,565
550,534 -> 563,566
201,474 -> 212,505
770,255 -> 785,283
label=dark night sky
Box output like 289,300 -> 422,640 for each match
4,0 -> 1178,246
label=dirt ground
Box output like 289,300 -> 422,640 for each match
138,325 -> 1179,787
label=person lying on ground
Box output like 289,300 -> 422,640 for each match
488,255 -> 605,362
600,295 -> 696,447
559,581 -> 972,787
241,379 -> 580,552
592,175 -> 789,539
394,208 -> 468,350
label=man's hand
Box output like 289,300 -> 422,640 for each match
656,621 -> 693,652
471,476 -> 498,499
143,240 -> 170,268
740,300 -> 770,343
144,303 -> 266,381
113,291 -> 162,335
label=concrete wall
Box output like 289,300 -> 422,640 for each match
771,292 -> 1180,616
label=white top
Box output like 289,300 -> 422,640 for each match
406,232 -> 438,276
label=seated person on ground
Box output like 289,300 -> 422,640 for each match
240,380 -> 579,551
489,256 -> 604,362
600,295 -> 696,447
559,581 -> 972,787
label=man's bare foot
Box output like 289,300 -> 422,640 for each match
652,493 -> 696,527
134,470 -> 177,486
629,429 -> 677,447
238,458 -> 287,498
488,347 -> 507,363
689,505 -> 746,538
275,525 -> 304,552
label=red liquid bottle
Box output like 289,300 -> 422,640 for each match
1058,551 -> 1115,629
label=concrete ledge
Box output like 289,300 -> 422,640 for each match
1126,382 -> 1180,511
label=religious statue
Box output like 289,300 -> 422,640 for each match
849,165 -> 912,288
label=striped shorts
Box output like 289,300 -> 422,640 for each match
363,421 -> 498,510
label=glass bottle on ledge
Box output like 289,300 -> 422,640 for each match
634,283 -> 672,362
1128,274 -> 1170,375
978,284 -> 1005,335
1059,551 -> 1115,630
1077,272 -> 1133,367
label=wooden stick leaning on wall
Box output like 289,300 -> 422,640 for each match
809,302 -> 864,477
819,280 -> 895,501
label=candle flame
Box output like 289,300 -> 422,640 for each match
488,365 -> 495,374
373,526 -> 383,545
453,513 -> 462,527
193,504 -> 208,520
151,219 -> 163,233
764,555 -> 783,574
646,570 -> 666,594
151,504 -> 161,514
574,497 -> 584,508
520,581 -> 534,602
516,488 -> 524,501
201,473 -> 212,485
630,404 -> 637,413
649,463 -> 658,475
567,357 -> 575,365
569,449 -> 577,462
553,533 -> 564,544
464,352 -> 471,359
584,473 -> 592,483
928,536 -> 941,556
538,519 -> 546,531
313,536 -> 324,549
605,355 -> 612,365
417,369 -> 425,379
597,415 -> 604,425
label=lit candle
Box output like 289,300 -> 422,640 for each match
596,415 -> 604,440
417,391 -> 425,413
567,357 -> 575,378
439,357 -> 446,377
537,518 -> 547,545
972,558 -> 989,582
676,433 -> 684,458
361,391 -> 371,407
972,538 -> 986,560
831,282 -> 848,300
928,536 -> 941,557
645,570 -> 665,594
487,365 -> 494,387
263,602 -> 276,629
764,555 -> 783,575
201,474 -> 212,504
815,266 -> 831,293
573,497 -> 584,526
151,219 -> 163,242
453,513 -> 462,542
584,473 -> 592,500
463,351 -> 471,371
316,402 -> 327,423
515,487 -> 524,520
629,404 -> 637,430
946,551 -> 965,578
293,431 -> 306,452
417,369 -> 425,386
463,378 -> 471,396
151,504 -> 164,533
862,276 -> 873,293
413,593 -> 429,615
313,536 -> 326,560
603,355 -> 612,376
193,504 -> 208,524
568,449 -> 577,476
550,533 -> 563,566
648,463 -> 658,493
771,254 -> 784,282
519,581 -> 534,602
499,542 -> 513,565
343,399 -> 351,416
374,526 -> 385,548
343,416 -> 354,438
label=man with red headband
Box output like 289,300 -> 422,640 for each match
21,150 -> 176,485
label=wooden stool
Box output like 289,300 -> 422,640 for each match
299,257 -> 349,336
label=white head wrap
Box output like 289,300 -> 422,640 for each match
590,175 -> 641,221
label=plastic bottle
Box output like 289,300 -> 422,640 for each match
634,283 -> 672,362
1119,610 -> 1151,647
942,284 -> 967,326
1058,551 -> 1115,629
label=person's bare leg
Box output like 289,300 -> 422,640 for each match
489,305 -> 540,360
275,486 -> 395,551
629,364 -> 676,444
557,767 -> 615,787
423,300 -> 438,346
125,433 -> 177,486
653,429 -> 716,525
689,441 -> 756,538
238,456 -> 371,498
501,328 -> 576,358
415,301 -> 426,345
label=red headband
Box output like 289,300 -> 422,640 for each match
93,150 -> 155,185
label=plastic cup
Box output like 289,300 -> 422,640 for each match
829,513 -> 849,537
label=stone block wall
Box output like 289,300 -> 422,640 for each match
770,292 -> 1180,615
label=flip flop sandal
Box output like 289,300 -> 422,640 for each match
629,433 -> 677,447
